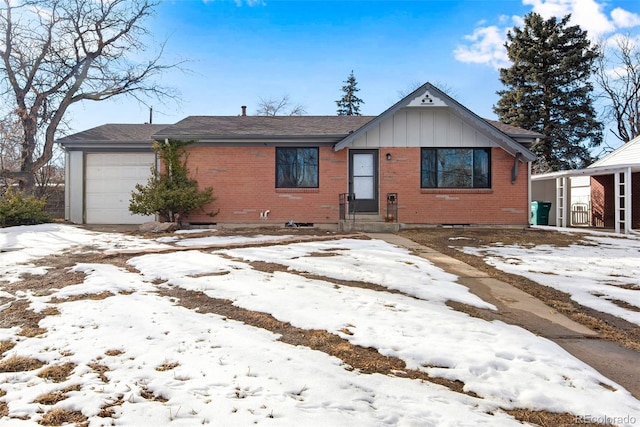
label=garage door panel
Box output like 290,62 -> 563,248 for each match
85,153 -> 155,224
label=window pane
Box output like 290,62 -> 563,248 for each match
276,148 -> 318,188
421,149 -> 436,188
438,149 -> 472,188
352,153 -> 374,176
473,149 -> 490,188
353,176 -> 374,199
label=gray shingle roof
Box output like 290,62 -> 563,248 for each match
152,116 -> 376,139
56,117 -> 541,145
485,120 -> 544,138
57,124 -> 169,142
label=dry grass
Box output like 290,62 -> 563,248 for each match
97,396 -> 124,418
48,291 -> 114,304
18,327 -> 47,338
33,384 -> 81,405
155,361 -> 179,372
87,363 -> 110,383
38,363 -> 76,383
139,385 -> 168,402
0,341 -> 15,355
40,307 -> 61,316
506,409 -> 613,426
38,407 -> 87,426
0,401 -> 7,418
104,349 -> 124,357
0,355 -> 45,372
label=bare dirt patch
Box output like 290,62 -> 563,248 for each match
399,228 -> 640,351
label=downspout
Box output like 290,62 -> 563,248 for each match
511,152 -> 522,184
527,161 -> 532,227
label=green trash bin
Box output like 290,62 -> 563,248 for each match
531,201 -> 552,225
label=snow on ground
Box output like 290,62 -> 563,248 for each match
0,224 -> 639,426
457,227 -> 640,326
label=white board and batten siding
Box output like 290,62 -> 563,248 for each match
589,135 -> 640,168
85,153 -> 155,224
349,108 -> 499,148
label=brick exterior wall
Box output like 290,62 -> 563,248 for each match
183,145 -> 530,226
381,147 -> 528,225
591,172 -> 640,229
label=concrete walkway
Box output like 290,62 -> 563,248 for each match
372,233 -> 640,400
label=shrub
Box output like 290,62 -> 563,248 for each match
129,139 -> 216,224
0,187 -> 52,227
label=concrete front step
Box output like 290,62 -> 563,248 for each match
339,220 -> 400,233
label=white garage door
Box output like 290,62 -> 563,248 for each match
85,153 -> 156,224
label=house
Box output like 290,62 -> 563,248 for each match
531,135 -> 640,234
58,83 -> 541,229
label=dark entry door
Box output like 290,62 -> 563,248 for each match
349,149 -> 379,213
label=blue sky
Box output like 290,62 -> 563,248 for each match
68,0 -> 640,148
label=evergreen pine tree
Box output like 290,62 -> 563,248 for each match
494,13 -> 602,172
336,71 -> 364,116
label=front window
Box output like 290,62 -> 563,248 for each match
276,147 -> 319,188
421,148 -> 491,188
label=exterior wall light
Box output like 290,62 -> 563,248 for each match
386,153 -> 392,161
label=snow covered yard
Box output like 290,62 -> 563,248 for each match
0,224 -> 639,426
455,228 -> 640,328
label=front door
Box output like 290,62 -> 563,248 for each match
349,150 -> 379,213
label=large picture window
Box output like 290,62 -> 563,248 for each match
421,148 -> 491,188
276,147 -> 319,188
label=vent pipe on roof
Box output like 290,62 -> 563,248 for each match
241,105 -> 247,116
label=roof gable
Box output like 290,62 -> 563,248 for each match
334,82 -> 538,161
589,135 -> 640,168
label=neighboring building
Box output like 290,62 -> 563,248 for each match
58,83 -> 540,229
531,135 -> 640,234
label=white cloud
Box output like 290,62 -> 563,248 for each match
454,24 -> 511,70
454,0 -> 640,69
611,7 -> 640,28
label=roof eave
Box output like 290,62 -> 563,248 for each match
151,134 -> 349,145
57,140 -> 154,150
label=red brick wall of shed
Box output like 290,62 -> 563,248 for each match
591,175 -> 614,228
590,173 -> 640,229
182,146 -> 529,226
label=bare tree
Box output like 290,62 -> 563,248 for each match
0,115 -> 22,190
255,95 -> 306,116
0,0 -> 178,192
594,34 -> 640,143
